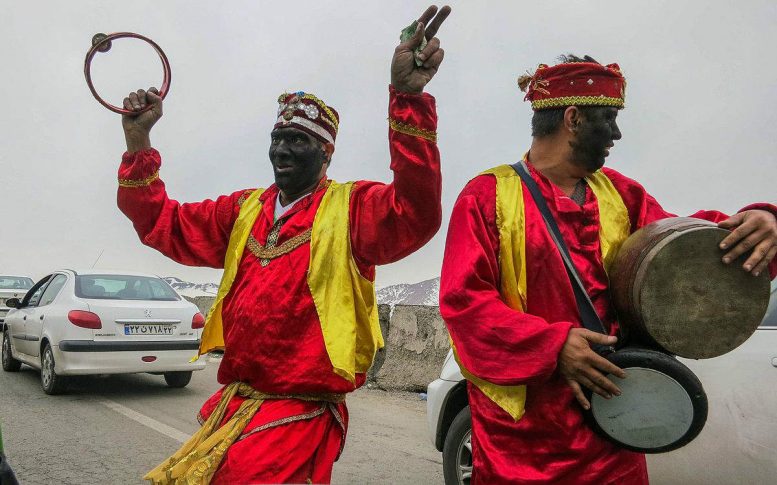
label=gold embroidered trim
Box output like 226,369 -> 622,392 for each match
237,405 -> 327,442
327,402 -> 348,457
532,96 -> 624,110
246,228 -> 312,261
237,190 -> 254,207
118,170 -> 159,188
259,221 -> 282,267
300,93 -> 339,132
389,119 -> 437,143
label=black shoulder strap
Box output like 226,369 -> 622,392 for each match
511,161 -> 613,351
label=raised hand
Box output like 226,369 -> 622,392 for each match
558,328 -> 625,410
391,5 -> 451,94
121,87 -> 163,153
718,209 -> 777,276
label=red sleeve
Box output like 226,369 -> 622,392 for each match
604,167 -> 777,278
348,85 -> 442,268
116,148 -> 246,268
439,175 -> 574,386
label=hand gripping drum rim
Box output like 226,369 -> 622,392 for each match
84,32 -> 171,115
584,348 -> 708,453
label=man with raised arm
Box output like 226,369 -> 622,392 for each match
115,6 -> 450,484
439,55 -> 777,484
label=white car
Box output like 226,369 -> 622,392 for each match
1,269 -> 207,394
427,280 -> 777,485
0,275 -> 34,331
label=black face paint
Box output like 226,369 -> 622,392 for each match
268,127 -> 327,197
570,107 -> 622,172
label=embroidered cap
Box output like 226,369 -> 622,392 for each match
518,61 -> 626,111
274,91 -> 339,145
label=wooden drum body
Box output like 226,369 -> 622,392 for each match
609,217 -> 770,359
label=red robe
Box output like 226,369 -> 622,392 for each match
118,86 -> 441,484
439,159 -> 777,485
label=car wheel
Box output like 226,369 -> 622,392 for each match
443,406 -> 473,485
2,333 -> 22,372
163,371 -> 192,388
40,344 -> 67,395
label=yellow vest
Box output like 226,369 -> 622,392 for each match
198,182 -> 384,383
452,164 -> 631,420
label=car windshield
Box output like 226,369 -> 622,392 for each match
75,274 -> 180,301
0,276 -> 34,289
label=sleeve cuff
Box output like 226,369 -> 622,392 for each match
388,85 -> 438,142
119,148 -> 162,188
739,202 -> 777,220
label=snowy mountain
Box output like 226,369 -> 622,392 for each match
163,275 -> 441,306
376,277 -> 440,306
164,277 -> 219,298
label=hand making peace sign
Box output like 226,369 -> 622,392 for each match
391,5 -> 452,94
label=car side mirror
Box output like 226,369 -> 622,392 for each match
4,298 -> 21,309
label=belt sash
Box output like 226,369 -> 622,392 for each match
144,382 -> 345,484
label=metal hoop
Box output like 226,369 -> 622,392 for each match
84,32 -> 171,115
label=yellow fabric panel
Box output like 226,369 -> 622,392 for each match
489,165 -> 527,311
451,164 -> 630,421
451,340 -> 527,421
586,171 -> 632,271
198,189 -> 265,357
198,182 -> 382,383
308,181 -> 383,383
451,165 -> 528,421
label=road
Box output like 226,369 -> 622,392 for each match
0,352 -> 443,484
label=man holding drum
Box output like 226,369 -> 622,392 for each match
439,55 -> 777,484
115,6 -> 450,484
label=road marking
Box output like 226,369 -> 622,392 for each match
98,399 -> 190,443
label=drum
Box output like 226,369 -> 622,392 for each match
586,347 -> 708,453
609,217 -> 770,359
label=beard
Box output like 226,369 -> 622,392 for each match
569,123 -> 612,172
569,138 -> 607,172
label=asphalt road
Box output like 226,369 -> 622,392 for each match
0,351 -> 443,484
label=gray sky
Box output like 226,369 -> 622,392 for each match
2,0 -> 775,288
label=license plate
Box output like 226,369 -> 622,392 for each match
124,324 -> 176,335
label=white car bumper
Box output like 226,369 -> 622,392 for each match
427,377 -> 460,448
52,341 -> 206,375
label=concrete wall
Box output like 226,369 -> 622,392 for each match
370,304 -> 450,391
182,296 -> 450,392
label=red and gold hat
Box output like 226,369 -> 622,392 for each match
274,91 -> 339,145
518,62 -> 626,111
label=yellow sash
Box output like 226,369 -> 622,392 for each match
144,382 -> 345,484
199,182 -> 382,383
452,164 -> 631,420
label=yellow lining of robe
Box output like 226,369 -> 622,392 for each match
198,188 -> 266,357
308,181 -> 383,383
452,164 -> 631,421
198,183 -> 382,384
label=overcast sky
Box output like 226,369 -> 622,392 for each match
2,0 -> 776,288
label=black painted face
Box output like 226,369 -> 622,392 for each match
269,127 -> 328,196
570,107 -> 622,172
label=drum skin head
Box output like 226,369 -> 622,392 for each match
611,218 -> 770,359
585,348 -> 708,453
